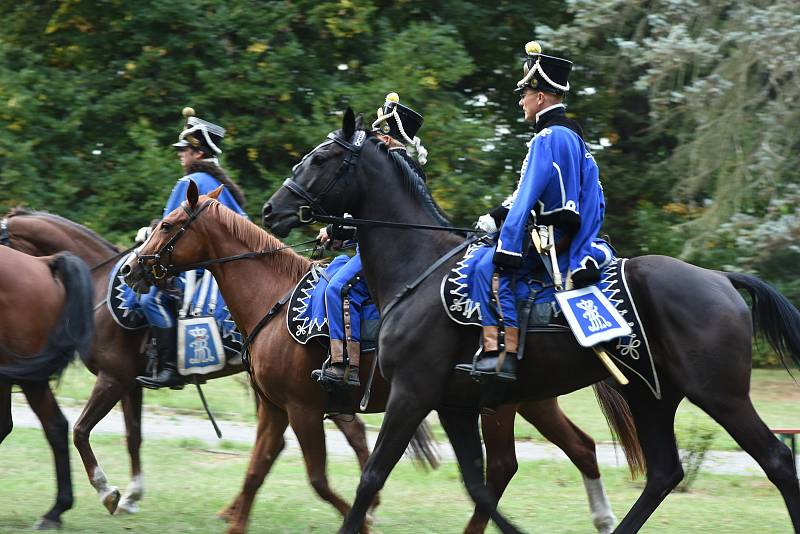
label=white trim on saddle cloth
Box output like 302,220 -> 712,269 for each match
440,241 -> 484,325
177,316 -> 226,376
287,265 -> 329,344
106,252 -> 147,331
555,285 -> 631,347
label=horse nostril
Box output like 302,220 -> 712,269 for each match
120,264 -> 131,277
262,202 -> 273,225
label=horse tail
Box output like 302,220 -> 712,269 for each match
0,252 -> 95,382
726,272 -> 800,370
404,419 -> 440,471
593,381 -> 645,477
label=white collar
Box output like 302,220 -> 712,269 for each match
535,103 -> 566,124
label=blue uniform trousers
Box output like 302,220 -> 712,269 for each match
325,253 -> 368,364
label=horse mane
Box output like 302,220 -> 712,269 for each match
366,135 -> 451,226
210,201 -> 311,278
7,207 -> 120,253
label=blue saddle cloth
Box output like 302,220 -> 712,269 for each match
440,244 -> 661,398
106,253 -> 243,356
286,256 -> 379,351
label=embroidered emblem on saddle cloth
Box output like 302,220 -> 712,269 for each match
441,246 -> 660,398
107,253 -> 245,374
287,255 -> 379,351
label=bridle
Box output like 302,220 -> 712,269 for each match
280,130 -> 367,223
276,130 -> 482,234
134,198 -> 318,282
136,199 -> 214,280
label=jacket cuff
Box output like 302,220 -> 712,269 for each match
493,250 -> 522,269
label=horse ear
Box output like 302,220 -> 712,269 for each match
342,107 -> 355,140
354,113 -> 365,130
186,179 -> 199,208
208,185 -> 224,199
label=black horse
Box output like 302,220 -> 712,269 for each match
263,109 -> 800,533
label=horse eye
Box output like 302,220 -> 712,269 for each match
161,222 -> 172,232
311,154 -> 327,166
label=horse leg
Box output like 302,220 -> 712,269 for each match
518,398 -> 616,533
690,394 -> 800,532
613,392 -> 683,533
339,393 -> 431,534
331,414 -> 381,517
72,372 -> 125,514
225,398 -> 288,534
0,379 -> 11,444
287,404 -> 355,523
464,404 -> 518,534
116,386 -> 144,514
439,407 -> 522,534
21,381 -> 73,530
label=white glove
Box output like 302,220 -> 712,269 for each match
475,213 -> 498,233
135,225 -> 153,244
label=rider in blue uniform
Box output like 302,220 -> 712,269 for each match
316,93 -> 426,387
135,107 -> 247,389
457,41 -> 611,382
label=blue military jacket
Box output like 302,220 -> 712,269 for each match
164,171 -> 247,217
495,106 -> 605,276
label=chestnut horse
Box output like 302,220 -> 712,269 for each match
0,246 -> 94,529
1,208 -> 375,524
122,183 -> 620,533
262,109 -> 800,533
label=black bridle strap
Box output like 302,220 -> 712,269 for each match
166,238 -> 319,274
310,212 -> 483,234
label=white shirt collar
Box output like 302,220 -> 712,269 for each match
535,103 -> 566,124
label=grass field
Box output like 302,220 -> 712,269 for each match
0,427 -> 792,533
51,362 -> 800,452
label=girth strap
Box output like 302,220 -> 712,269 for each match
241,290 -> 293,374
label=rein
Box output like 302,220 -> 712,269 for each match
136,198 -> 316,280
170,238 -> 319,273
307,212 -> 482,234
280,130 -> 482,234
88,243 -> 138,272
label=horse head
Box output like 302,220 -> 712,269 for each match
121,180 -> 222,293
263,108 -> 371,237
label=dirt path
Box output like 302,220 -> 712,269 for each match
10,394 -> 781,477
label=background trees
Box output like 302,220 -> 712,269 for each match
1,0 -> 797,303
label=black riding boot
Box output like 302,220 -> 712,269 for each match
320,340 -> 361,387
136,326 -> 185,390
455,326 -> 519,382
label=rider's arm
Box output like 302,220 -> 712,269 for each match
494,138 -> 554,268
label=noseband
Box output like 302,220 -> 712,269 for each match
280,131 -> 366,222
136,199 -> 214,280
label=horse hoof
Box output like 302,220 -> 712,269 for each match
102,488 -> 121,514
33,517 -> 62,530
115,498 -> 139,515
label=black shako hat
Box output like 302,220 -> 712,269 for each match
516,41 -> 573,95
172,107 -> 226,155
371,92 -> 427,165
371,92 -> 424,142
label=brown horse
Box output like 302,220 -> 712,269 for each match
1,208 -> 378,522
0,246 -> 94,530
121,184 -> 620,533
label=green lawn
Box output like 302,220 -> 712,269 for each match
51,363 -> 800,452
0,427 -> 792,533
